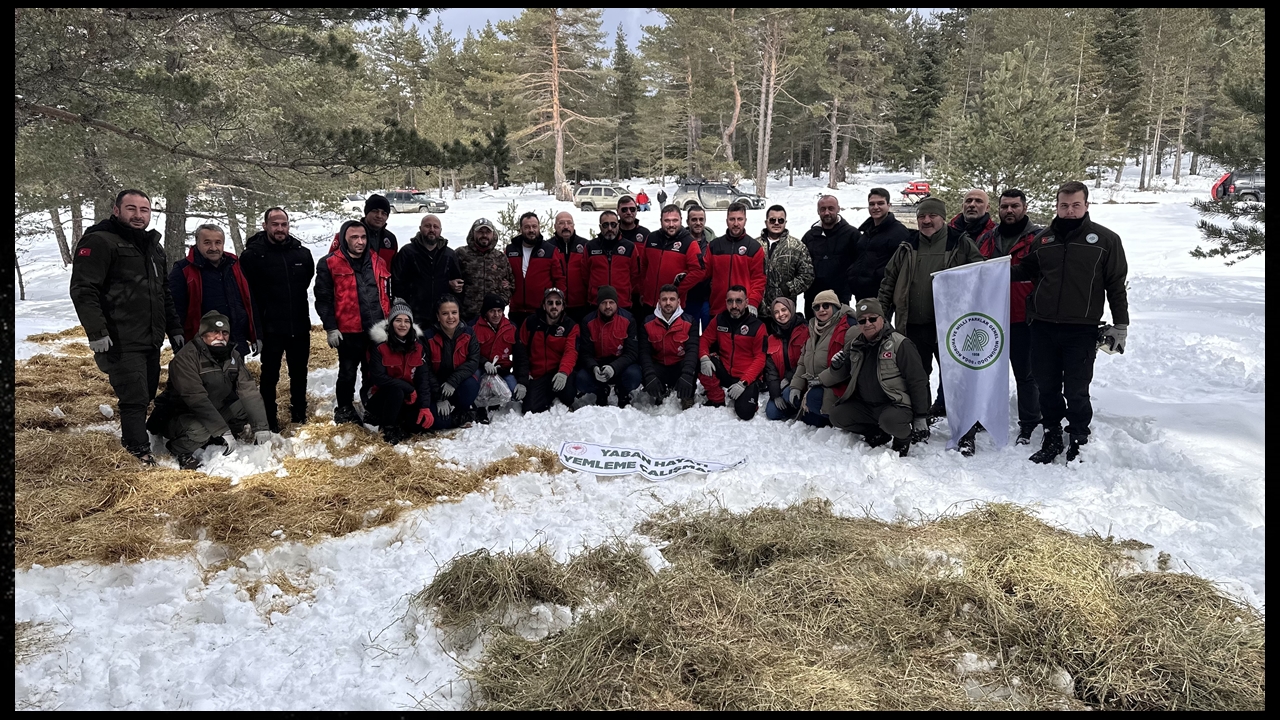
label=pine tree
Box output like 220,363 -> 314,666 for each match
882,13 -> 947,173
610,28 -> 640,180
1189,82 -> 1265,264
1092,9 -> 1145,182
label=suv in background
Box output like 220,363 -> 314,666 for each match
573,182 -> 632,211
340,193 -> 366,215
670,182 -> 766,211
384,190 -> 432,213
1211,166 -> 1265,202
412,192 -> 449,213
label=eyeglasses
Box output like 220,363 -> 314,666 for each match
816,303 -> 836,311
546,300 -> 563,307
619,206 -> 637,213
601,221 -> 619,228
857,316 -> 881,325
767,218 -> 786,224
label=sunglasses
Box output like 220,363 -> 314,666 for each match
619,207 -> 637,212
767,218 -> 786,224
816,303 -> 837,311
857,316 -> 881,325
546,300 -> 564,307
601,221 -> 619,228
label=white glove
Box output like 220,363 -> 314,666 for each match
170,334 -> 185,351
726,381 -> 746,401
700,356 -> 715,377
327,330 -> 342,348
829,349 -> 847,370
513,384 -> 527,401
254,430 -> 273,445
89,335 -> 113,353
593,366 -> 607,382
436,399 -> 453,417
220,433 -> 236,455
552,372 -> 568,392
441,382 -> 456,398
1101,324 -> 1128,354
599,365 -> 614,381
773,396 -> 787,411
748,305 -> 758,316
788,387 -> 801,406
484,360 -> 500,375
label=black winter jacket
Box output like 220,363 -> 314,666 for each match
239,231 -> 316,338
1012,213 -> 1129,326
849,213 -> 911,301
390,233 -> 463,322
801,216 -> 860,303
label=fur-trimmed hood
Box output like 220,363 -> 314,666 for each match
369,318 -> 425,345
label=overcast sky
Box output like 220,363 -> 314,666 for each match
429,8 -> 662,49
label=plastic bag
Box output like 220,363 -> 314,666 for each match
476,373 -> 513,408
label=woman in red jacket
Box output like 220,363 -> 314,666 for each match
421,294 -> 482,429
364,299 -> 434,445
763,297 -> 810,420
474,293 -> 518,423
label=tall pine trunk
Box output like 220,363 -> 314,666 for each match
15,256 -> 26,301
49,207 -> 73,266
221,188 -> 244,255
70,199 -> 84,244
754,49 -> 771,193
163,185 -> 188,264
1172,59 -> 1191,183
826,99 -> 841,189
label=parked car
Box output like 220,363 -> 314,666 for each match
572,182 -> 632,212
412,192 -> 449,213
384,190 -> 434,213
1211,166 -> 1265,202
340,193 -> 366,214
670,182 -> 766,211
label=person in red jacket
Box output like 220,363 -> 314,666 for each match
949,189 -> 997,244
315,220 -> 392,424
328,194 -> 398,268
551,211 -> 591,323
506,212 -> 566,328
976,188 -> 1044,447
680,202 -> 766,318
698,285 -> 768,420
474,293 -> 518,423
585,213 -> 641,310
635,189 -> 651,211
639,284 -> 699,409
575,285 -> 641,408
168,224 -> 258,357
638,205 -> 694,318
364,299 -> 434,445
513,287 -> 580,414
763,297 -> 810,421
421,294 -> 482,429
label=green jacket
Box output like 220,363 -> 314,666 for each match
157,338 -> 268,437
761,229 -> 815,310
818,324 -> 931,418
877,225 -> 983,328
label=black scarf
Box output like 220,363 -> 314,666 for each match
1054,215 -> 1086,235
964,213 -> 991,237
209,343 -> 232,362
998,216 -> 1029,239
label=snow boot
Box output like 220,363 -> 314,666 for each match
382,425 -> 405,446
892,436 -> 911,457
1066,433 -> 1088,462
333,404 -> 360,425
927,400 -> 946,424
616,392 -> 630,410
128,445 -> 158,467
863,430 -> 892,448
1016,426 -> 1036,446
680,396 -> 697,410
175,452 -> 201,470
476,407 -> 492,425
1029,428 -> 1064,464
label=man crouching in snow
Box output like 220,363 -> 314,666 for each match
146,311 -> 271,469
698,285 -> 768,420
364,299 -> 435,445
513,287 -> 580,413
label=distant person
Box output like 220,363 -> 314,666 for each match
819,299 -> 931,457
390,214 -> 463,324
364,299 -> 435,445
505,212 -> 566,328
789,290 -> 855,428
456,217 -> 515,323
656,188 -> 668,205
315,220 -> 392,424
760,205 -> 814,317
698,285 -> 768,421
763,297 -> 809,421
421,294 -> 482,429
513,288 -> 580,414
801,194 -> 860,310
635,189 -> 651,211
576,286 -> 641,408
70,188 -> 185,465
147,311 -> 271,469
849,187 -> 910,301
474,293 -> 518,423
239,207 -> 316,431
169,223 -> 258,357
639,284 -> 699,409
550,211 -> 591,322
1012,181 -> 1129,464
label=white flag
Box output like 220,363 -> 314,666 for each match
558,441 -> 745,481
931,256 -> 1011,450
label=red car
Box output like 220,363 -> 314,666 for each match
901,181 -> 932,201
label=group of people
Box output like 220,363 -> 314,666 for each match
69,181 -> 1127,469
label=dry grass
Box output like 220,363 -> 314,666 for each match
15,428 -> 561,569
15,621 -> 66,667
416,501 -> 1265,711
25,325 -> 87,342
15,354 -> 122,430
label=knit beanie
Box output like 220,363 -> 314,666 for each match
198,310 -> 231,336
596,285 -> 619,305
812,289 -> 840,308
389,297 -> 413,323
853,298 -> 884,320
916,197 -> 946,218
364,193 -> 391,215
481,293 -> 507,314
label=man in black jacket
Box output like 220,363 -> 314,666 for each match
70,188 -> 185,465
1013,181 -> 1129,464
390,214 -> 464,323
801,194 -> 860,312
240,207 -> 316,431
849,187 -> 911,301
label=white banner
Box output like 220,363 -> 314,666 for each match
558,441 -> 746,481
932,256 -> 1011,450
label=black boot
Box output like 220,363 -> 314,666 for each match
1066,433 -> 1088,462
175,452 -> 200,470
892,436 -> 911,457
333,405 -> 360,425
958,425 -> 979,457
863,430 -> 892,448
928,400 -> 946,424
617,391 -> 630,409
382,425 -> 405,446
128,445 -> 158,467
476,407 -> 492,425
291,406 -> 308,425
1029,428 -> 1064,464
1016,425 -> 1036,445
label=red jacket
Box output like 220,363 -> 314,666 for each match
828,317 -> 857,398
639,310 -> 699,380
977,222 -> 1043,324
177,248 -> 257,344
318,249 -> 391,334
700,310 -> 767,384
766,323 -> 809,380
422,323 -> 482,395
475,316 -> 517,372
949,213 -> 997,241
506,237 -> 567,315
639,228 -> 695,307
365,320 -> 430,408
331,227 -> 397,268
554,234 -> 591,310
683,233 -> 766,315
584,237 -> 641,308
514,310 -> 580,381
578,309 -> 638,371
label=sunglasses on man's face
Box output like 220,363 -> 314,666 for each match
546,300 -> 563,307
857,316 -> 881,325
601,221 -> 619,228
768,218 -> 786,224
619,206 -> 637,212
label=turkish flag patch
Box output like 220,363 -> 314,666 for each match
78,248 -> 92,256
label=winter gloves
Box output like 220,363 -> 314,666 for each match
673,272 -> 686,286
699,356 -> 715,377
675,376 -> 695,400
170,334 -> 185,351
484,359 -> 500,375
254,430 -> 273,445
417,408 -> 435,429
253,339 -> 264,355
89,335 -> 113,353
404,390 -> 417,405
726,381 -> 746,401
748,305 -> 758,316
552,372 -> 568,392
910,417 -> 930,444
829,349 -> 848,370
327,329 -> 342,348
513,384 -> 527,401
645,377 -> 664,403
594,365 -> 615,382
436,399 -> 453,418
773,396 -> 788,412
220,433 -> 236,454
1101,324 -> 1128,354
787,387 -> 801,407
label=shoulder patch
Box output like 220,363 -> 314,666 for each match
78,247 -> 92,257
1086,233 -> 1099,244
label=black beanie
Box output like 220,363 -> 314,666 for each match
364,194 -> 391,215
596,285 -> 619,305
482,293 -> 507,314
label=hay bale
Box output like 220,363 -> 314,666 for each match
415,547 -> 584,631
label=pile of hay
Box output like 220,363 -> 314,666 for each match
15,428 -> 561,568
25,326 -> 87,343
418,501 -> 1265,711
15,354 -> 120,430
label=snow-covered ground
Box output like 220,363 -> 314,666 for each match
14,168 -> 1265,710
